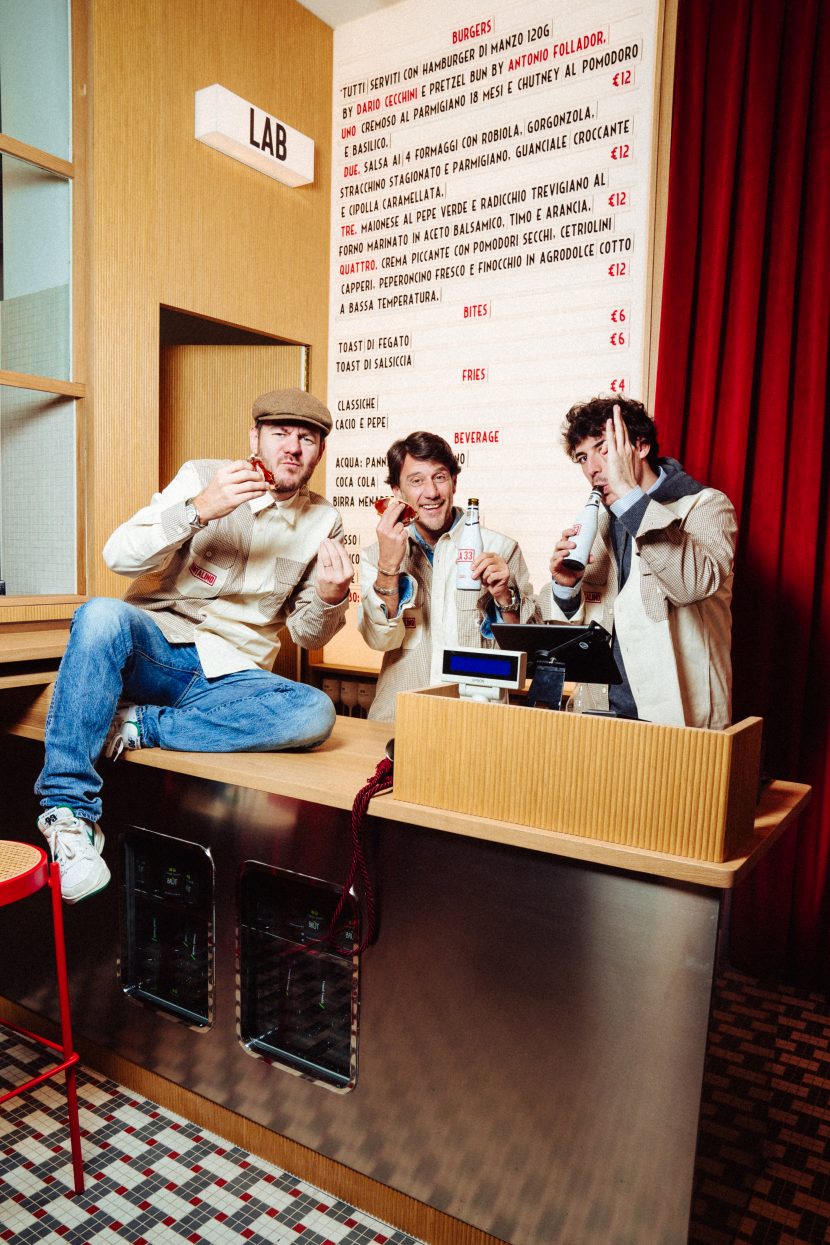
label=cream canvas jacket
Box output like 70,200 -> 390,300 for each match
359,512 -> 538,722
539,486 -> 736,729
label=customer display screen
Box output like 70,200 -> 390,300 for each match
445,652 -> 515,682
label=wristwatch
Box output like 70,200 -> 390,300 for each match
499,584 -> 521,613
184,498 -> 207,528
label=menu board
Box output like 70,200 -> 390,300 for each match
325,0 -> 661,668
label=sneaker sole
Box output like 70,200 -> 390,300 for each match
63,827 -> 108,904
62,858 -> 111,905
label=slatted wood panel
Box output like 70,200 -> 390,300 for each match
159,344 -> 303,485
393,686 -> 764,862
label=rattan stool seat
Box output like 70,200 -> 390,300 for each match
0,838 -> 85,1193
0,841 -> 49,905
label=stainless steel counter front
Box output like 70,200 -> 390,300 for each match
0,709 -> 810,1245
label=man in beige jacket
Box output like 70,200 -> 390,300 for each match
359,430 -> 538,722
36,389 -> 352,903
540,397 -> 736,729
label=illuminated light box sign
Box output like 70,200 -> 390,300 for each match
194,83 -> 314,187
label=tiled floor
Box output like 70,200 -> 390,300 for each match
1,968 -> 829,1244
690,968 -> 830,1245
0,1036 -> 424,1245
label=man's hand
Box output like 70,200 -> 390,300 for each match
550,527 -> 588,588
315,538 -> 353,605
191,461 -> 268,522
375,497 -> 410,573
472,552 -> 513,607
602,403 -> 644,502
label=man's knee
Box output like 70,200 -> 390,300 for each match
70,596 -> 134,644
274,682 -> 337,750
297,684 -> 337,746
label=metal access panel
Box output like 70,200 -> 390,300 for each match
119,829 -> 214,1029
238,862 -> 359,1090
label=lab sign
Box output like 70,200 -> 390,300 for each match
194,84 -> 314,187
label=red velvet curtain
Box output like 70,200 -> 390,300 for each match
654,0 -> 830,987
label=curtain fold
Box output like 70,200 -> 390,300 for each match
654,0 -> 830,986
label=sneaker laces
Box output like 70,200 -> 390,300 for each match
43,821 -> 85,865
106,707 -> 142,761
108,734 -> 128,761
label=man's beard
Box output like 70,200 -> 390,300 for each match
270,459 -> 316,496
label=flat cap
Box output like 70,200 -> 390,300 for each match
252,388 -> 332,437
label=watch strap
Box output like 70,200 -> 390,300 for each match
499,584 -> 521,613
184,498 -> 207,528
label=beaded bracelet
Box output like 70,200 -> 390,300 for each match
376,564 -> 402,576
374,583 -> 398,596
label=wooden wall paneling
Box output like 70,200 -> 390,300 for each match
159,343 -> 303,483
73,0 -> 91,597
87,0 -> 163,594
87,0 -> 333,598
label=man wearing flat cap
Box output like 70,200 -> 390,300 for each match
35,389 -> 352,905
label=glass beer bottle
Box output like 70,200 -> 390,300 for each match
456,498 -> 483,589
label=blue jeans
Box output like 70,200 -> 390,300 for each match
36,598 -> 337,824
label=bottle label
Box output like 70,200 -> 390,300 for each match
457,548 -> 475,562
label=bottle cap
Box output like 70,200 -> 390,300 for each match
468,497 -> 479,506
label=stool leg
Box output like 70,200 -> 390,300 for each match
50,862 -> 85,1194
64,1065 -> 84,1195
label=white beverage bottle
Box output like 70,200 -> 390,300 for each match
456,498 -> 484,589
561,489 -> 602,572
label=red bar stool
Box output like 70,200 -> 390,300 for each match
0,840 -> 84,1194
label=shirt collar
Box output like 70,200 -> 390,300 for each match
248,486 -> 305,525
647,466 -> 666,494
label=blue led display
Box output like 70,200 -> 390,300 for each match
446,653 -> 515,679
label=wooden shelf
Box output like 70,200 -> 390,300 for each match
0,628 -> 68,664
0,628 -> 67,690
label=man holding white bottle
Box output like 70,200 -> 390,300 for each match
540,397 -> 737,729
358,430 -> 538,722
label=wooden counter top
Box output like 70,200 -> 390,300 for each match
1,683 -> 810,889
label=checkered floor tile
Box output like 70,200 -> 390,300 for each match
2,969 -> 830,1244
0,1035 -> 424,1245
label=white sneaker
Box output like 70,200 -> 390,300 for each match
105,703 -> 142,760
38,806 -> 111,904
